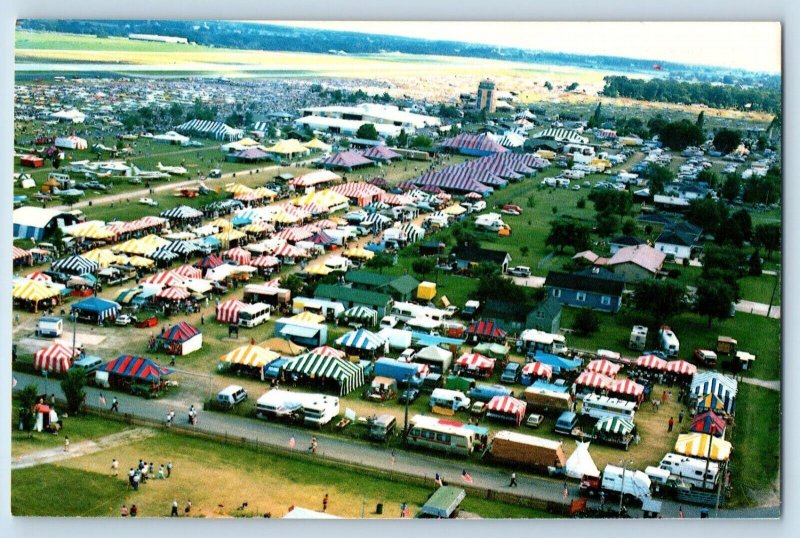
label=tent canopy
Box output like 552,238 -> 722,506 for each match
594,416 -> 635,435
565,441 -> 600,479
159,321 -> 201,343
335,328 -> 384,351
220,345 -> 280,368
283,352 -> 365,395
674,433 -> 732,461
103,355 -> 172,382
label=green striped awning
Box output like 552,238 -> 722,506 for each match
283,352 -> 365,395
593,416 -> 635,435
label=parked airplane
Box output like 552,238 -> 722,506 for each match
157,162 -> 188,175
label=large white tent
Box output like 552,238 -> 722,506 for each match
565,441 -> 600,479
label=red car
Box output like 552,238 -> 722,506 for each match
501,204 -> 523,215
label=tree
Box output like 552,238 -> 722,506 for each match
646,164 -> 673,195
686,198 -> 728,236
50,226 -> 65,255
701,245 -> 745,300
51,153 -> 61,169
225,112 -> 244,127
588,189 -> 632,216
742,167 -> 781,205
573,308 -> 601,336
696,169 -> 719,189
410,135 -> 433,149
695,278 -> 736,328
595,213 -> 620,237
438,104 -> 462,119
168,102 -> 184,124
60,367 -> 87,415
366,252 -> 394,273
621,218 -> 637,236
545,221 -> 590,253
587,102 -> 603,128
566,82 -> 579,92
721,174 -> 741,202
713,129 -> 742,154
411,258 -> 436,279
282,274 -> 306,297
657,120 -> 704,150
754,223 -> 781,260
17,385 -> 38,434
696,111 -> 705,131
631,279 -> 686,325
749,250 -> 763,276
356,123 -> 379,140
397,129 -> 409,148
544,81 -> 553,91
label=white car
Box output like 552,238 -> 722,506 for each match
115,314 -> 134,326
138,197 -> 158,206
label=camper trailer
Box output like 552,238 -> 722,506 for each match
629,325 -> 648,351
487,430 -> 566,473
658,453 -> 720,490
243,284 -> 291,306
256,390 -> 340,428
580,394 -> 637,421
292,297 -> 345,320
658,326 -> 680,357
406,415 -> 476,456
429,388 -> 471,411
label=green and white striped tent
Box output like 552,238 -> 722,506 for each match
593,416 -> 635,435
283,352 -> 365,396
340,305 -> 378,327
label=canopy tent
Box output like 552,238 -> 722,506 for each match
635,354 -> 668,371
223,247 -> 252,265
594,416 -> 635,435
674,433 -> 732,461
265,139 -> 310,157
220,345 -> 280,370
585,359 -> 621,378
665,360 -> 697,376
485,395 -> 526,426
34,343 -> 79,373
260,337 -> 307,357
195,255 -> 224,271
71,297 -> 120,323
156,322 -> 203,355
63,221 -> 117,241
102,355 -> 172,383
691,372 -> 737,414
696,393 -> 727,415
521,361 -> 553,382
466,319 -> 507,341
342,247 -> 375,260
321,150 -> 374,170
472,342 -> 510,359
26,271 -> 52,283
123,255 -> 154,268
413,345 -> 453,372
289,170 -> 341,188
83,248 -> 122,268
690,410 -> 727,438
141,270 -> 187,287
155,286 -> 191,302
283,352 -> 365,396
12,279 -> 61,312
52,255 -> 99,276
273,243 -> 310,259
565,441 -> 600,479
574,371 -> 613,391
13,246 -> 33,266
362,145 -> 402,162
216,299 -> 247,324
302,263 -> 332,277
340,306 -> 379,327
251,255 -> 281,269
607,378 -> 645,400
150,247 -> 180,264
455,353 -> 496,377
303,138 -> 333,152
289,311 -> 326,325
172,264 -> 203,280
160,205 -> 203,221
113,235 -> 170,256
311,345 -> 346,359
335,328 -> 385,351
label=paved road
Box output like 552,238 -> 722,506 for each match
735,300 -> 781,319
12,372 -> 779,519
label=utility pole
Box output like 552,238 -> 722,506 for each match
715,460 -> 726,517
618,459 -> 633,515
403,373 -> 411,441
767,264 -> 780,317
71,311 -> 78,356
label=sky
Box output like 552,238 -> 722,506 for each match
266,21 -> 782,73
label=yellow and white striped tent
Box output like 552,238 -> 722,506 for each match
208,218 -> 233,232
219,345 -> 280,368
241,223 -> 269,234
113,234 -> 170,256
444,204 -> 468,216
123,255 -> 155,268
289,311 -> 326,324
343,247 -> 375,260
265,139 -> 310,156
12,279 -> 60,302
64,221 -> 117,240
213,229 -> 247,243
83,248 -> 121,268
674,433 -> 732,461
225,183 -> 253,195
303,264 -> 333,276
303,138 -> 332,152
272,211 -> 301,225
294,189 -> 348,209
252,187 -> 277,200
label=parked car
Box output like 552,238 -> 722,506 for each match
42,270 -> 70,285
500,362 -> 521,384
138,197 -> 158,206
525,413 -> 544,428
85,181 -> 108,191
502,204 -> 523,214
508,266 -> 531,277
115,314 -> 134,326
398,387 -> 420,404
209,169 -> 222,178
72,355 -> 104,373
694,349 -> 718,367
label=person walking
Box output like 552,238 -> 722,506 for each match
171,499 -> 179,517
678,409 -> 685,423
167,461 -> 173,478
120,505 -> 128,517
63,436 -> 70,452
132,472 -> 140,491
508,471 -> 518,487
158,465 -> 166,479
288,435 -> 295,450
111,397 -> 119,413
322,493 -> 329,512
130,504 -> 138,517
111,458 -> 119,477
128,468 -> 135,488
668,417 -> 674,432
185,500 -> 192,515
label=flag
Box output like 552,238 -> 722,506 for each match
289,436 -> 295,449
434,473 -> 443,487
461,470 -> 473,484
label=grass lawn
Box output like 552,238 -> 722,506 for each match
11,404 -> 132,458
727,383 -> 781,507
12,422 -> 552,518
738,274 -> 781,306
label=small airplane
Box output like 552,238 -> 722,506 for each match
84,169 -> 113,179
130,164 -> 171,180
157,162 -> 188,176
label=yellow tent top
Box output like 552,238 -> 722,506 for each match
343,247 -> 375,260
208,218 -> 233,231
65,221 -> 116,240
253,187 -> 277,199
272,212 -> 300,224
241,223 -> 268,234
444,204 -> 467,216
304,264 -> 333,276
289,311 -> 326,324
213,229 -> 247,242
225,183 -> 253,195
83,248 -> 121,268
674,433 -> 732,461
417,281 -> 437,301
113,234 -> 169,256
13,279 -> 60,302
124,255 -> 155,268
220,345 -> 280,368
265,139 -> 310,155
259,337 -> 307,356
303,138 -> 332,152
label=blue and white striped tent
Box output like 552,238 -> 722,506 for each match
160,205 -> 203,221
165,240 -> 200,256
335,328 -> 385,351
690,372 -> 738,413
532,128 -> 589,144
52,255 -> 98,276
401,223 -> 425,242
252,122 -> 269,133
175,119 -> 244,141
149,247 -> 179,262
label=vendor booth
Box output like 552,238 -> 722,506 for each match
283,352 -> 366,396
454,352 -> 496,379
485,395 -> 526,426
33,343 -> 79,374
70,297 -> 120,324
101,355 -> 172,397
157,322 -> 203,356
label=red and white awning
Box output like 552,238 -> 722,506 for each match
33,343 -> 79,373
273,243 -> 310,258
455,353 -> 496,371
156,286 -> 191,301
141,270 -> 187,287
216,299 -> 246,324
172,264 -> 202,280
585,358 -> 621,377
635,354 -> 668,371
608,378 -> 644,397
521,361 -> 553,380
666,360 -> 697,376
251,255 -> 281,268
223,247 -> 252,266
575,370 -> 613,390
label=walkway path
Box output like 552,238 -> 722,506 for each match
11,372 -> 779,519
735,299 -> 781,319
740,377 -> 781,392
12,427 -> 156,470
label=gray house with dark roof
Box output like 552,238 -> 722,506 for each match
526,296 -> 562,334
544,268 -> 625,313
344,270 -> 420,302
610,235 -> 646,254
451,244 -> 511,273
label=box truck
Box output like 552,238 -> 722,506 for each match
487,430 -> 566,473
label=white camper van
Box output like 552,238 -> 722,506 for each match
658,327 -> 680,357
629,325 -> 648,351
256,390 -> 340,427
429,388 -> 471,411
601,464 -> 652,505
658,453 -> 719,490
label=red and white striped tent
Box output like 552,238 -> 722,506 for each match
13,246 -> 33,265
156,286 -> 191,301
635,354 -> 668,371
311,345 -> 346,358
273,243 -> 310,259
608,378 -> 645,402
455,353 -> 496,376
33,343 -> 79,373
251,255 -> 281,269
172,264 -> 202,280
485,395 -> 527,426
585,359 -> 621,378
314,219 -> 340,230
26,271 -> 53,283
274,227 -> 314,243
223,247 -> 252,266
263,278 -> 282,288
575,371 -> 613,390
666,360 -> 697,376
141,270 -> 186,287
216,299 -> 247,324
521,361 -> 553,381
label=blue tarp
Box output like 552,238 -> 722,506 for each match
531,380 -> 571,393
411,332 -> 465,348
530,351 -> 582,373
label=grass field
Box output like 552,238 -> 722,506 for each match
11,415 -> 552,518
